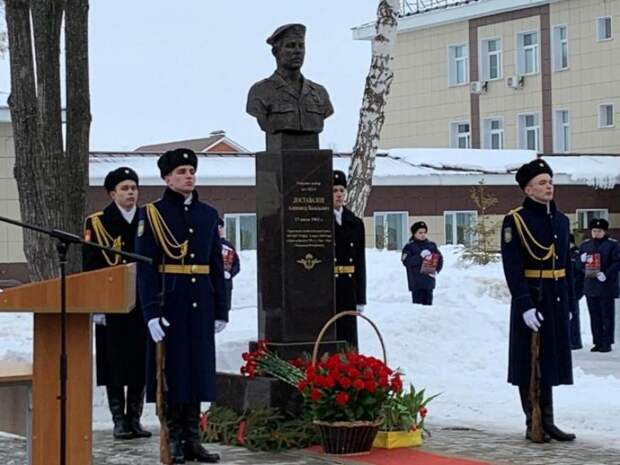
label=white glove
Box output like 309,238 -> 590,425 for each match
523,309 -> 544,332
214,320 -> 227,333
596,272 -> 607,282
147,317 -> 170,343
93,314 -> 106,326
580,253 -> 587,263
356,305 -> 365,313
224,271 -> 231,279
420,249 -> 432,258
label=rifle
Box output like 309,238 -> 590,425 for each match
529,332 -> 544,443
156,342 -> 172,464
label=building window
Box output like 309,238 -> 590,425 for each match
597,16 -> 612,41
553,25 -> 569,70
599,103 -> 615,128
450,122 -> 471,148
374,212 -> 407,251
518,113 -> 540,151
517,31 -> 539,75
481,38 -> 502,80
444,211 -> 477,247
554,110 -> 570,152
224,213 -> 257,250
576,209 -> 608,230
482,118 -> 504,149
448,44 -> 469,86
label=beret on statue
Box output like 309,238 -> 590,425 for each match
515,158 -> 553,190
589,218 -> 609,230
266,23 -> 306,46
104,167 -> 139,192
157,148 -> 198,178
333,170 -> 347,189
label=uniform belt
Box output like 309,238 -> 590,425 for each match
524,269 -> 566,279
334,266 -> 355,274
158,264 -> 210,274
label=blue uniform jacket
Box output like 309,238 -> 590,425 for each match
136,188 -> 228,403
501,198 -> 573,387
578,236 -> 620,298
401,239 -> 443,291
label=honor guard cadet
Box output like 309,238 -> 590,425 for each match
578,218 -> 619,353
136,148 -> 227,463
501,159 -> 575,443
333,170 -> 366,349
83,167 -> 151,440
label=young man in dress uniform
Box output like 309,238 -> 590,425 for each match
136,148 -> 227,463
83,167 -> 151,440
218,218 -> 240,312
578,218 -> 619,352
333,170 -> 366,349
501,159 -> 575,442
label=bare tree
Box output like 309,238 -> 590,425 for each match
347,0 -> 399,217
5,0 -> 90,280
463,180 -> 501,265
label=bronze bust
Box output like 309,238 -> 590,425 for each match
246,24 -> 334,135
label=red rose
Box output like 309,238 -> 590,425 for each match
419,407 -> 428,418
310,389 -> 322,401
353,379 -> 365,391
379,375 -> 389,387
365,380 -> 377,393
297,380 -> 308,391
324,375 -> 336,388
338,377 -> 352,389
335,392 -> 349,406
348,368 -> 361,378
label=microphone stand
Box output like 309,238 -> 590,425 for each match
0,214 -> 151,465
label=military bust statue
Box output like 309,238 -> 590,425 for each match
246,24 -> 334,136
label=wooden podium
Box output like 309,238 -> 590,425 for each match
0,263 -> 136,465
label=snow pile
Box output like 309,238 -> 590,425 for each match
1,247 -> 619,448
548,156 -> 620,189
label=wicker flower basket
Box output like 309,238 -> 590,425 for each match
311,311 -> 388,456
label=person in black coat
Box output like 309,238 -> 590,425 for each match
568,234 -> 584,350
501,159 -> 575,442
83,167 -> 151,440
333,170 -> 366,349
578,218 -> 620,353
218,218 -> 240,311
401,222 -> 444,305
136,149 -> 226,463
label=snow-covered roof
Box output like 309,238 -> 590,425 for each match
88,149 -> 620,189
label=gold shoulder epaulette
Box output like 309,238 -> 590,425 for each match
87,211 -> 103,220
88,212 -> 122,266
508,206 -> 523,215
145,203 -> 188,260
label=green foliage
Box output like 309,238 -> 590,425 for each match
381,384 -> 440,436
200,406 -> 319,452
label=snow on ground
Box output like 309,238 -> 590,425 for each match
1,247 -> 619,447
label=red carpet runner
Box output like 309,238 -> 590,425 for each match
306,446 -> 491,465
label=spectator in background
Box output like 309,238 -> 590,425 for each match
578,218 -> 620,353
401,221 -> 443,305
218,218 -> 240,312
569,234 -> 584,350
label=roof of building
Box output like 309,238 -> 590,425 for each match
134,131 -> 249,153
89,148 -> 620,189
352,0 -> 553,40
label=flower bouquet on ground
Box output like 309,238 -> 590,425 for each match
240,339 -> 305,386
374,384 -> 440,449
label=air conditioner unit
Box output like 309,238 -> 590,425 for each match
506,75 -> 524,89
470,81 -> 488,94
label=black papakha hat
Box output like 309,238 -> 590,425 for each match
104,167 -> 139,192
410,221 -> 428,235
515,158 -> 553,190
157,148 -> 198,178
266,23 -> 306,46
333,170 -> 347,189
589,218 -> 609,230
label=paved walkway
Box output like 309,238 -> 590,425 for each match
2,425 -> 619,465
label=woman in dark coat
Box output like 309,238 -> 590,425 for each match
401,221 -> 443,305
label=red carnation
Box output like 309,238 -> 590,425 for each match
338,377 -> 352,389
365,380 -> 377,393
297,380 -> 308,391
353,379 -> 365,391
348,368 -> 361,378
310,389 -> 322,401
335,392 -> 349,406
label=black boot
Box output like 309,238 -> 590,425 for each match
518,386 -> 550,443
167,404 -> 186,464
126,385 -> 152,438
540,386 -> 576,441
106,386 -> 133,440
183,403 -> 220,463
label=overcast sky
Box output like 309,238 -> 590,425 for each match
44,1 -> 378,153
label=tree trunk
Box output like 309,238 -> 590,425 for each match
5,0 -> 90,280
347,0 -> 399,218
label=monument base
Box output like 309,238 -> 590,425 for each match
249,340 -> 348,362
